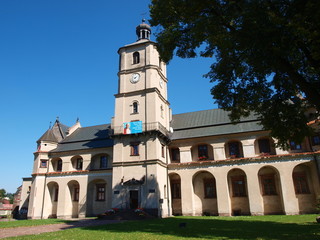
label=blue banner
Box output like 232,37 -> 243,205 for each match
123,121 -> 143,134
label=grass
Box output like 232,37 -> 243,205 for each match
3,215 -> 320,240
0,219 -> 72,229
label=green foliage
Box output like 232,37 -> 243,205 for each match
6,215 -> 320,240
0,189 -> 6,199
149,0 -> 320,149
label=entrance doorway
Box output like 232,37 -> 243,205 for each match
130,190 -> 139,209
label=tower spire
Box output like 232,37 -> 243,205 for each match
136,19 -> 151,41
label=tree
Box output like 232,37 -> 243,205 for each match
149,0 -> 320,148
0,189 -> 6,199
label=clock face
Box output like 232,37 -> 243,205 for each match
131,73 -> 140,83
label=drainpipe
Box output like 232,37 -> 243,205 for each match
40,155 -> 49,219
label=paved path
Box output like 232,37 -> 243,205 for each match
0,219 -> 123,239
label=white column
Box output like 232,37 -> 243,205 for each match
180,173 -> 194,216
179,146 -> 192,163
212,143 -> 226,160
215,170 -> 231,216
246,171 -> 264,215
278,166 -> 299,215
241,139 -> 255,158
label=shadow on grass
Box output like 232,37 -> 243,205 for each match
80,216 -> 320,240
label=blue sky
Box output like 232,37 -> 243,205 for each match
0,0 -> 216,193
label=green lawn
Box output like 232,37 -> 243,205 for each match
0,219 -> 71,229
4,215 -> 320,240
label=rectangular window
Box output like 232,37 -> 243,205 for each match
73,186 -> 79,201
171,180 -> 181,199
40,160 -> 47,168
76,158 -> 83,170
231,176 -> 247,197
290,141 -> 302,150
260,174 -> 277,195
100,156 -> 108,169
293,172 -> 310,194
96,184 -> 105,201
258,139 -> 271,153
171,148 -> 180,162
203,178 -> 216,198
130,142 -> 139,156
198,145 -> 208,160
229,142 -> 240,158
57,160 -> 62,171
161,145 -> 165,158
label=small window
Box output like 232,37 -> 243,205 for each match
40,160 -> 47,168
171,180 -> 181,199
96,184 -> 105,201
290,141 -> 302,150
100,156 -> 108,169
228,142 -> 241,158
161,145 -> 165,158
160,105 -> 164,118
130,142 -> 139,156
203,178 -> 216,198
76,158 -> 83,170
73,185 -> 79,201
57,160 -> 62,171
258,138 -> 271,153
133,102 -> 138,114
133,52 -> 140,64
231,176 -> 247,197
312,135 -> 320,145
293,172 -> 310,194
260,174 -> 277,195
198,145 -> 208,160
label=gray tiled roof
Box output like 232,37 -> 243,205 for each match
51,124 -> 113,152
38,121 -> 69,143
171,109 -> 263,140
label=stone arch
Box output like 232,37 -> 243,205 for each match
292,163 -> 317,213
71,155 -> 83,170
67,180 -> 80,218
254,137 -> 276,155
227,168 -> 250,215
46,181 -> 59,218
192,171 -> 218,216
258,166 -> 284,214
86,179 -> 108,217
91,153 -> 110,170
169,173 -> 182,215
191,143 -> 214,161
225,140 -> 243,158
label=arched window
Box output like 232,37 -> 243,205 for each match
133,52 -> 140,64
133,102 -> 138,114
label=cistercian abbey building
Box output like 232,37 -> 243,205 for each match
20,21 -> 320,219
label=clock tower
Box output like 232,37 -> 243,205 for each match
111,20 -> 171,217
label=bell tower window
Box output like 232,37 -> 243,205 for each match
133,52 -> 140,64
133,101 -> 138,114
